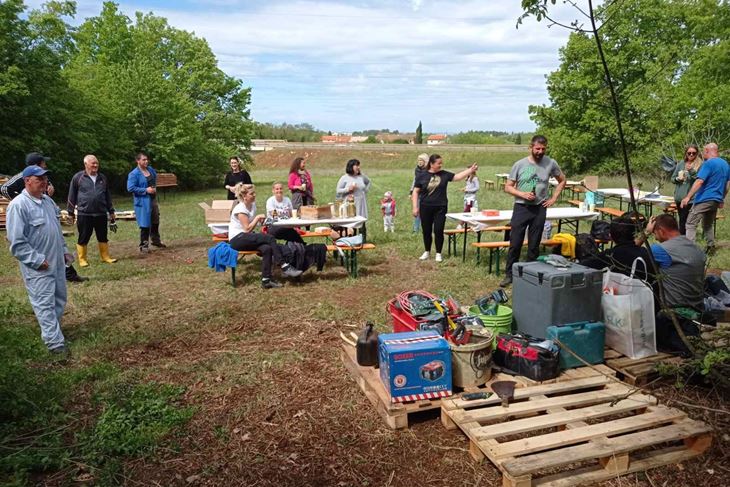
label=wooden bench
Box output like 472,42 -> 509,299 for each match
156,172 -> 178,199
445,225 -> 513,257
212,230 -> 331,243
213,231 -> 335,285
484,180 -> 495,190
571,186 -> 587,200
156,172 -> 178,188
444,228 -> 471,256
597,207 -> 624,220
327,243 -> 376,278
471,239 -> 562,275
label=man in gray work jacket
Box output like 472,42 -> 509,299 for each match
7,166 -> 72,354
2,152 -> 88,282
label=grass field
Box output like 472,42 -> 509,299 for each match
1,149 -> 728,486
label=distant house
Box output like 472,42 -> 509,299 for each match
427,134 -> 447,145
321,135 -> 351,144
349,136 -> 368,143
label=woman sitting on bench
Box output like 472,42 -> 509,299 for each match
266,182 -> 304,244
229,183 -> 302,289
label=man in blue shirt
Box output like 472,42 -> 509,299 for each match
681,143 -> 730,252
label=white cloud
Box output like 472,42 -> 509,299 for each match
26,0 -> 577,131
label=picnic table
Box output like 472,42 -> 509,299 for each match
208,215 -> 367,235
598,188 -> 674,215
446,207 -> 599,261
495,173 -> 509,190
271,215 -> 366,229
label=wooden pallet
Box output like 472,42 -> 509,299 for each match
341,344 -> 524,429
604,349 -> 684,386
340,344 -> 444,429
341,343 -> 615,430
441,375 -> 712,486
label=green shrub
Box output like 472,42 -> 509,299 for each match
85,382 -> 193,460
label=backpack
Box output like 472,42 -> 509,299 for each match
575,233 -> 601,261
590,220 -> 611,241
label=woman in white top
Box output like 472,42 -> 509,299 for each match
265,182 -> 304,243
228,183 -> 302,289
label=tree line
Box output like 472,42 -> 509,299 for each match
0,0 -> 252,193
530,0 -> 730,175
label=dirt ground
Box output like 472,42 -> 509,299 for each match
43,236 -> 729,487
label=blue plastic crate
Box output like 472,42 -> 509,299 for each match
547,321 -> 605,370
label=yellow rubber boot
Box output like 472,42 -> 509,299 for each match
76,244 -> 89,267
98,242 -> 117,263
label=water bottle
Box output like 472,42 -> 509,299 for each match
542,221 -> 552,240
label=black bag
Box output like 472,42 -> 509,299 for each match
655,312 -> 700,358
493,333 -> 560,381
590,220 -> 611,242
575,233 -> 601,261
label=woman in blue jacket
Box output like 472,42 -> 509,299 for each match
127,152 -> 166,252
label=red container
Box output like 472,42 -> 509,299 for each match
387,299 -> 460,333
387,299 -> 421,332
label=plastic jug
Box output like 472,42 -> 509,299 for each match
356,322 -> 379,367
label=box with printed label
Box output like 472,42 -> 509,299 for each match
378,331 -> 452,403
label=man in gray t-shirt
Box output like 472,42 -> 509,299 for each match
500,135 -> 566,286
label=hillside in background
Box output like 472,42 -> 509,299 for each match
252,148 -> 523,171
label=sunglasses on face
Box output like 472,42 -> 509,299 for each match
686,151 -> 697,155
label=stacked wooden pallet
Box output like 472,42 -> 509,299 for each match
441,375 -> 712,486
603,348 -> 684,386
0,196 -> 9,230
341,343 -> 615,430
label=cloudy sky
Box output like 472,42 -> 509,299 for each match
33,1 -> 577,133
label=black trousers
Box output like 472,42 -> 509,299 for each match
420,205 -> 447,253
66,265 -> 81,280
77,214 -> 108,244
269,227 -> 304,244
505,203 -> 547,276
677,202 -> 692,235
140,199 -> 162,245
229,232 -> 282,279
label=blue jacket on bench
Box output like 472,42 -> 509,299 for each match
208,242 -> 239,272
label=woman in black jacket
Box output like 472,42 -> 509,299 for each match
224,156 -> 252,200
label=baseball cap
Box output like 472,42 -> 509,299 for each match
22,166 -> 50,178
25,152 -> 50,166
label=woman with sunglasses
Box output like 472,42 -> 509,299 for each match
671,144 -> 703,234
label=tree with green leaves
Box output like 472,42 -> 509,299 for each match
415,121 -> 423,144
67,2 -> 252,188
523,0 -> 730,175
0,1 -> 252,190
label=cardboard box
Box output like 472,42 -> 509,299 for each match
378,331 -> 452,403
198,200 -> 234,223
299,205 -> 332,220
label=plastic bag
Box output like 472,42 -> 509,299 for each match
601,258 -> 657,359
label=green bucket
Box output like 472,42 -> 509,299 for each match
468,304 -> 513,344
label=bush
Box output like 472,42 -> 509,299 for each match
84,382 -> 193,460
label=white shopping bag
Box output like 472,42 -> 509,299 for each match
601,258 -> 657,359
